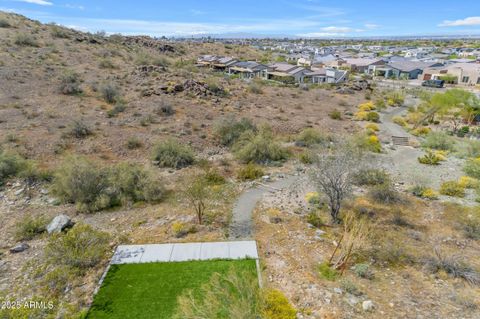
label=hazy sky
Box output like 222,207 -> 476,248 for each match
2,0 -> 480,37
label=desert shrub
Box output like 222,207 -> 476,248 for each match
318,261 -> 338,281
375,99 -> 386,110
385,90 -> 405,106
203,167 -> 226,185
126,137 -> 142,149
261,289 -> 297,319
423,249 -> 480,286
411,127 -> 431,136
247,82 -> 263,94
298,150 -> 314,164
51,156 -> 111,212
213,116 -> 256,146
458,176 -> 479,189
295,128 -> 328,147
237,163 -> 264,181
422,132 -> 456,151
135,52 -> 170,67
306,211 -> 324,228
353,168 -> 390,186
0,19 -> 11,28
370,236 -> 413,266
41,265 -> 74,297
464,158 -> 480,179
155,99 -> 175,116
206,78 -> 227,97
305,192 -> 321,206
68,120 -> 92,138
233,126 -> 289,165
100,82 -> 120,104
439,181 -> 465,197
174,268 -> 261,319
328,110 -> 342,120
45,223 -> 110,270
108,163 -> 165,204
50,25 -> 70,38
106,102 -> 127,118
353,111 -> 369,121
0,151 -> 25,185
15,216 -> 48,241
459,214 -> 480,240
14,33 -> 38,47
59,71 -> 82,95
366,111 -> 380,122
411,186 -> 438,200
392,116 -> 407,127
171,221 -> 196,238
340,279 -> 362,296
358,101 -> 376,111
151,139 -> 195,169
353,263 -> 373,279
352,133 -> 382,153
418,151 -> 442,165
369,182 -> 401,204
99,59 -> 116,69
365,123 -> 379,132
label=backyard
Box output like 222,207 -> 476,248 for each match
86,259 -> 258,319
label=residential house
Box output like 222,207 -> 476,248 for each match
370,61 -> 442,79
423,63 -> 480,86
227,61 -> 268,79
305,68 -> 348,84
196,55 -> 237,70
267,63 -> 308,83
312,54 -> 344,68
343,58 -> 385,73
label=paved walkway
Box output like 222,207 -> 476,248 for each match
229,175 -> 300,239
111,241 -> 259,264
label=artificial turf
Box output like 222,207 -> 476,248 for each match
86,259 -> 257,319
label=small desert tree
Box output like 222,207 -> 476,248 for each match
311,147 -> 361,223
184,174 -> 211,225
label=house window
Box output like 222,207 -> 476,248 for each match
462,76 -> 470,83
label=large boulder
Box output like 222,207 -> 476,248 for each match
47,214 -> 74,234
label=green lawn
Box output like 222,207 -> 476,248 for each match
86,259 -> 257,319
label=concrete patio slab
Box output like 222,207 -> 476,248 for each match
111,241 -> 258,264
140,244 -> 174,263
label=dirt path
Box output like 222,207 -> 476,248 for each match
229,175 -> 300,240
378,106 -> 465,190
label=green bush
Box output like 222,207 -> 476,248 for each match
237,163 -> 264,181
464,158 -> 480,179
298,150 -> 314,164
418,151 -> 441,165
108,163 -> 165,204
50,25 -> 70,38
126,137 -> 143,149
233,126 -> 289,164
213,116 -> 256,146
353,168 -> 390,186
318,262 -> 338,281
353,263 -> 373,279
369,182 -> 401,204
52,156 -> 164,212
0,19 -> 11,28
51,156 -> 111,212
261,289 -> 297,319
100,82 -> 120,104
421,132 -> 456,151
329,110 -> 342,120
366,111 -> 380,122
59,71 -> 82,95
439,181 -> 465,197
14,33 -> 38,47
68,120 -> 92,138
295,128 -> 327,147
99,59 -> 116,69
306,212 -> 324,228
152,139 -> 195,169
45,224 -> 110,270
107,102 -> 126,118
0,151 -> 25,185
15,216 -> 48,241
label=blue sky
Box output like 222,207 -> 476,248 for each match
2,0 -> 480,37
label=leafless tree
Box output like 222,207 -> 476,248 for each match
311,146 -> 361,223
